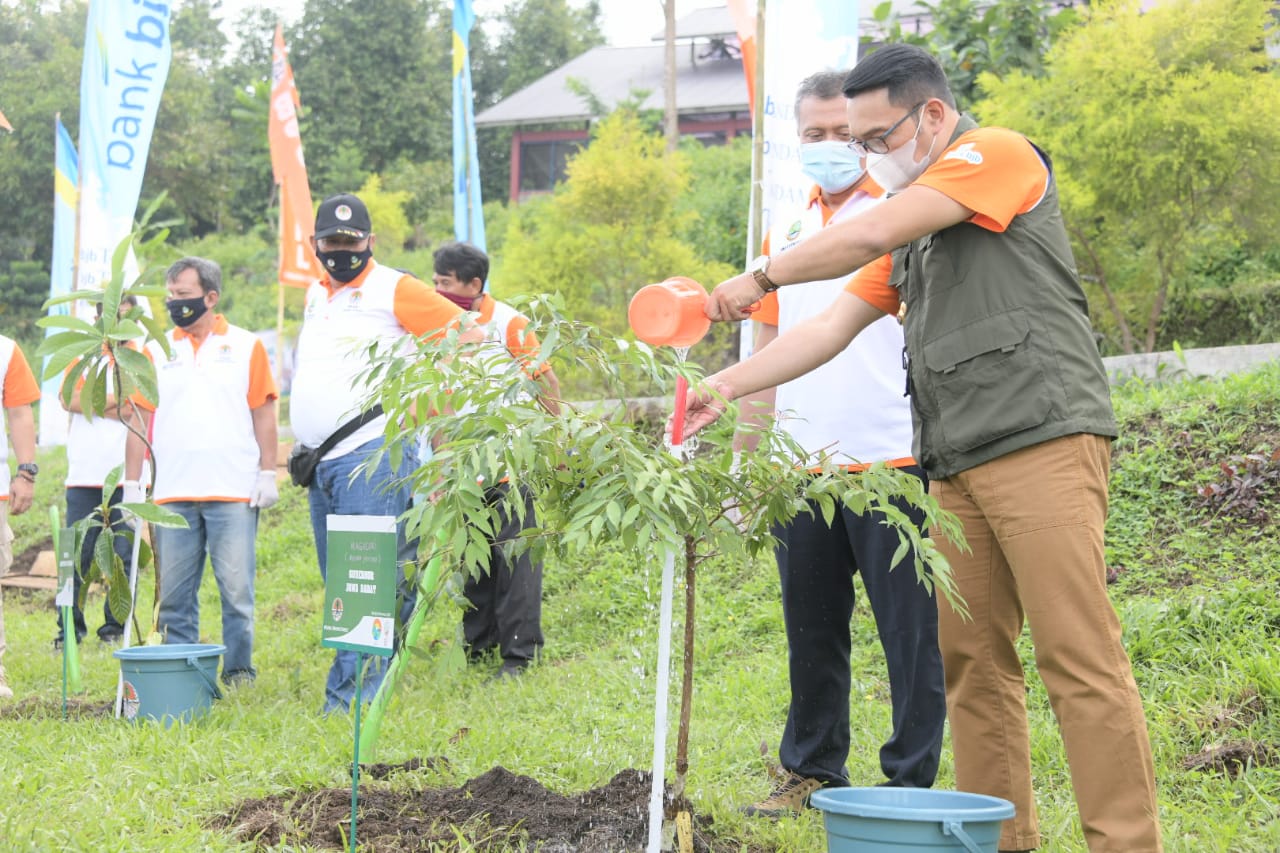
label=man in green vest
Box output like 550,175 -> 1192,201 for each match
677,44 -> 1162,853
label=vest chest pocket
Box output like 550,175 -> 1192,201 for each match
921,309 -> 1052,454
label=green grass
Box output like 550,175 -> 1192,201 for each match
2,365 -> 1279,851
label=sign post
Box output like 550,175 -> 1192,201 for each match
321,514 -> 397,853
53,510 -> 81,711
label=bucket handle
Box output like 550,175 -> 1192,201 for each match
187,656 -> 224,701
941,820 -> 986,853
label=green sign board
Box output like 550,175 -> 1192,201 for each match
54,527 -> 76,608
322,515 -> 397,657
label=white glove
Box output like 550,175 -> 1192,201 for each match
121,480 -> 145,528
122,480 -> 145,506
249,470 -> 279,509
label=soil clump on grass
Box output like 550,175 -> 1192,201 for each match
214,762 -> 765,851
0,697 -> 114,720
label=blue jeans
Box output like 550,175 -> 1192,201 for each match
308,438 -> 416,714
154,501 -> 258,682
58,487 -> 131,640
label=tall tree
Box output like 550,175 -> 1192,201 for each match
866,0 -> 1079,111
291,0 -> 450,190
978,0 -> 1280,353
0,0 -> 85,271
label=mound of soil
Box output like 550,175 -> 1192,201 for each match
8,534 -> 52,576
0,697 -> 114,721
214,762 -> 767,852
1181,740 -> 1278,778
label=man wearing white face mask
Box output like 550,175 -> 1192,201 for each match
732,70 -> 945,818
683,45 -> 1162,853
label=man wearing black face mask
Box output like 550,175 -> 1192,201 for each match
292,193 -> 484,714
124,257 -> 280,687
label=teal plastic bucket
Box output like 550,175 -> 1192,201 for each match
113,644 -> 225,725
811,787 -> 1015,853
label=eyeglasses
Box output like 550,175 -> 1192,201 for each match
847,102 -> 925,157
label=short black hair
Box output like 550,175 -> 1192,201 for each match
794,70 -> 847,116
842,44 -> 956,110
166,256 -> 222,295
433,241 -> 489,287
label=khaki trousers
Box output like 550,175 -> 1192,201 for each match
933,434 -> 1162,852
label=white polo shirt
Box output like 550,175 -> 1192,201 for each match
291,261 -> 462,460
758,182 -> 915,470
136,316 -> 276,503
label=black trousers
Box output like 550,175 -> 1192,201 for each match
462,485 -> 544,664
775,466 -> 946,788
56,486 -> 131,640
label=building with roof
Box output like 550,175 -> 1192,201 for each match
476,5 -> 750,202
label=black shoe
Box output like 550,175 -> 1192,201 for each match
97,628 -> 124,645
487,661 -> 529,683
52,632 -> 86,651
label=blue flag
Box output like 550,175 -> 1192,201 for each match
75,0 -> 172,294
452,0 -> 486,256
39,117 -> 80,446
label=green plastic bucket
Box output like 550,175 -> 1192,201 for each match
811,787 -> 1015,853
113,643 -> 225,725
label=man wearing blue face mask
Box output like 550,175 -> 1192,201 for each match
732,70 -> 945,818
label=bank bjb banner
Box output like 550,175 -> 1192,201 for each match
759,0 -> 860,238
75,0 -> 172,294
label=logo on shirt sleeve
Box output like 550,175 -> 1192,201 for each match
944,142 -> 984,165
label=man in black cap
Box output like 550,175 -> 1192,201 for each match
291,193 -> 483,714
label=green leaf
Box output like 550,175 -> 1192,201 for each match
106,319 -> 146,341
114,345 -> 157,406
120,502 -> 190,528
36,315 -> 100,335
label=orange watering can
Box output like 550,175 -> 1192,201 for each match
627,276 -> 711,349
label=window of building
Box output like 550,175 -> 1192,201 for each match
518,139 -> 587,193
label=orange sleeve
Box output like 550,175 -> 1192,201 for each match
503,315 -> 553,377
392,275 -> 465,338
128,347 -> 158,412
246,338 -> 279,409
3,344 -> 40,407
753,291 -> 780,326
844,253 -> 899,315
915,127 -> 1049,233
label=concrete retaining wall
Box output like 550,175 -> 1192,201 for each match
1102,342 -> 1280,384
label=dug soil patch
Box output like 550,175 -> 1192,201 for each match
0,697 -> 114,721
214,763 -> 768,851
1181,740 -> 1278,778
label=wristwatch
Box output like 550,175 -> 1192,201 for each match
16,462 -> 38,480
749,254 -> 779,293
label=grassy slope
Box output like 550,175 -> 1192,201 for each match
0,364 -> 1277,851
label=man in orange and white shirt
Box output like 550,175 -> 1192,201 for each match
431,240 -> 559,680
292,194 -> 484,713
0,334 -> 40,700
124,257 -> 279,687
682,45 -> 1160,853
732,71 -> 945,818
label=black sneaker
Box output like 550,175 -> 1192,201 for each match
97,628 -> 125,646
741,772 -> 823,818
486,661 -> 529,683
52,632 -> 86,651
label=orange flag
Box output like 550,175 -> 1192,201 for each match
269,24 -> 322,288
724,0 -> 758,114
0,109 -> 12,133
